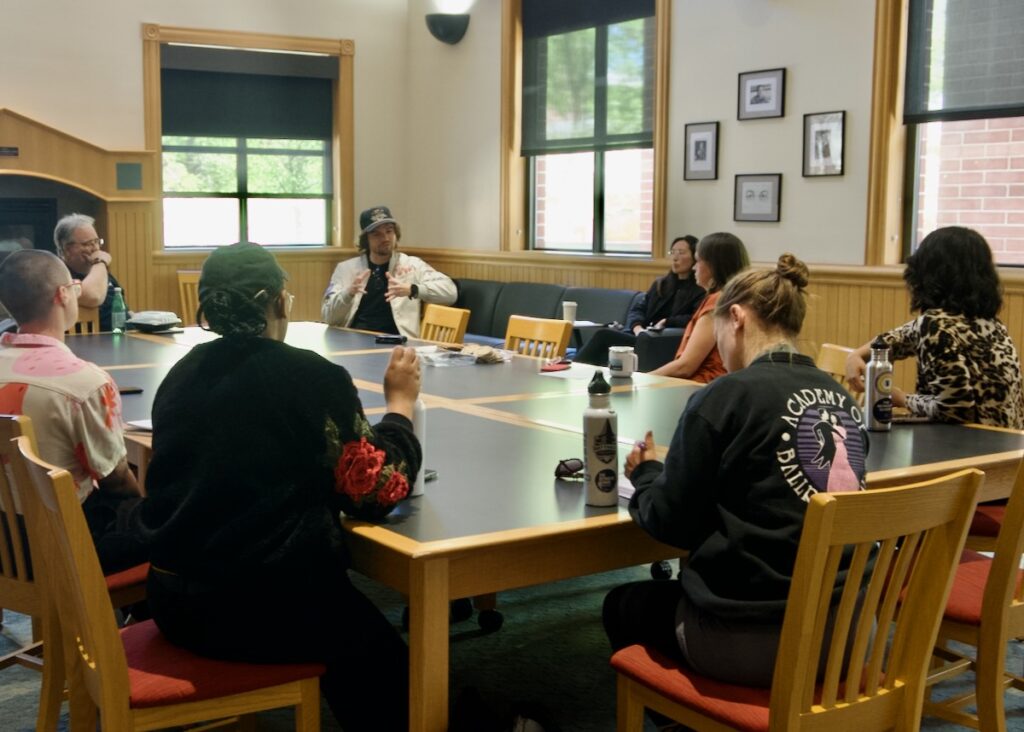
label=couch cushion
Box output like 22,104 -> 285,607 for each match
491,283 -> 567,339
562,287 -> 642,328
454,279 -> 505,338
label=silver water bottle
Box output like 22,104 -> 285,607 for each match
864,337 -> 893,431
584,371 -> 619,506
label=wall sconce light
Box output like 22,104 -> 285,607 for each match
425,13 -> 470,45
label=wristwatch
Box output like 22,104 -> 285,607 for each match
410,284 -> 419,299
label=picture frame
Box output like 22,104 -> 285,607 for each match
734,174 -> 782,222
803,110 -> 845,176
684,121 -> 719,180
737,68 -> 785,120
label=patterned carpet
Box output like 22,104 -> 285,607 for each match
2,563 -> 1022,731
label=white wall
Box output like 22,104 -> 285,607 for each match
1,0 -> 877,263
665,1 -> 876,265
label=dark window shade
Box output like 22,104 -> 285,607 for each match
162,69 -> 333,139
905,0 -> 1024,124
522,0 -> 654,39
521,0 -> 654,157
161,44 -> 338,80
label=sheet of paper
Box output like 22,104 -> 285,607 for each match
126,419 -> 153,431
618,473 -> 635,499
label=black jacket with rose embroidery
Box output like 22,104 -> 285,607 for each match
131,335 -> 420,584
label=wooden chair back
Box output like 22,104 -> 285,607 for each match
177,270 -> 201,326
17,434 -> 133,723
504,315 -> 572,359
420,304 -> 470,344
816,342 -> 854,385
70,306 -> 101,335
0,415 -> 65,729
768,469 -> 981,730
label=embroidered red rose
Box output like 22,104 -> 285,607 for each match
334,438 -> 385,500
376,470 -> 410,507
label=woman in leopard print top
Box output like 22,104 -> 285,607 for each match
847,226 -> 1024,429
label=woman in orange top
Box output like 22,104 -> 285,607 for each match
649,232 -> 749,382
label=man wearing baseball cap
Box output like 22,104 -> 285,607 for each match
321,205 -> 456,337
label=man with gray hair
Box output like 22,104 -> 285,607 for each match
54,213 -> 129,331
0,249 -> 145,573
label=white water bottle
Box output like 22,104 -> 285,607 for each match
411,398 -> 426,496
864,337 -> 893,432
584,372 -> 619,507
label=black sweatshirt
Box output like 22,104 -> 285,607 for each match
626,272 -> 706,331
132,336 -> 420,583
630,351 -> 868,622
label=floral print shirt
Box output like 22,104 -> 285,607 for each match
0,332 -> 125,502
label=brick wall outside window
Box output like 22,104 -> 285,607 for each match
915,116 -> 1024,265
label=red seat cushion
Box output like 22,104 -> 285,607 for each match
944,549 -> 1024,627
611,645 -> 770,732
122,620 -> 325,709
104,562 -> 149,593
969,504 -> 1005,538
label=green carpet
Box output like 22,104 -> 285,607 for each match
2,563 -> 1022,730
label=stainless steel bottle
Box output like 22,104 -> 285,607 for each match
864,337 -> 893,431
584,371 -> 619,506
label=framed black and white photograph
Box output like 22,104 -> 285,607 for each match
803,111 -> 845,176
737,68 -> 785,120
684,121 -> 719,180
734,173 -> 782,222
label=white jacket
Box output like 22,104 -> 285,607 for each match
321,251 -> 457,338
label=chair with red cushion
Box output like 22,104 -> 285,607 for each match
15,430 -> 324,731
611,469 -> 981,732
925,464 -> 1024,731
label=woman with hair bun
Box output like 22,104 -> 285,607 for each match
133,243 -> 421,730
604,253 -> 868,689
845,226 -> 1024,428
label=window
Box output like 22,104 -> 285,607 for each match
903,0 -> 1024,264
522,0 -> 656,254
159,45 -> 337,248
162,136 -> 331,248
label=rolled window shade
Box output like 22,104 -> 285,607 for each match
905,0 -> 1024,124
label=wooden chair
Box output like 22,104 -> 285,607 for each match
924,463 -> 1024,731
611,468 -> 982,732
0,415 -> 61,731
420,303 -> 470,344
16,432 -> 324,731
177,270 -> 201,326
504,315 -> 572,359
70,305 -> 101,334
816,342 -> 854,385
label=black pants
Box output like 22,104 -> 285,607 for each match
81,490 -> 149,575
148,566 -> 409,731
573,328 -> 637,366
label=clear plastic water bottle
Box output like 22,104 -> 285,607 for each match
411,398 -> 426,496
864,337 -> 893,432
110,287 -> 127,334
584,371 -> 618,506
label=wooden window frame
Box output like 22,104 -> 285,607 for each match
141,23 -> 355,248
499,0 -> 670,255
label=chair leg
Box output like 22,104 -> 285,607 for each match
975,633 -> 1009,732
35,613 -> 63,732
616,675 -> 645,732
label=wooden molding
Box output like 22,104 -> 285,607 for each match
142,24 -> 348,56
500,0 -> 525,252
652,0 -> 671,253
865,0 -> 908,265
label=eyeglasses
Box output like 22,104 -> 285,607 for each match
554,458 -> 584,479
58,280 -> 82,297
72,238 -> 104,249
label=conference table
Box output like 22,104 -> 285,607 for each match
68,323 -> 1024,732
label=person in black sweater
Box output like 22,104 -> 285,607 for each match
603,253 -> 868,688
573,235 -> 706,366
132,243 -> 421,731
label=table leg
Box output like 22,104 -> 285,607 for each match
408,556 -> 450,732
